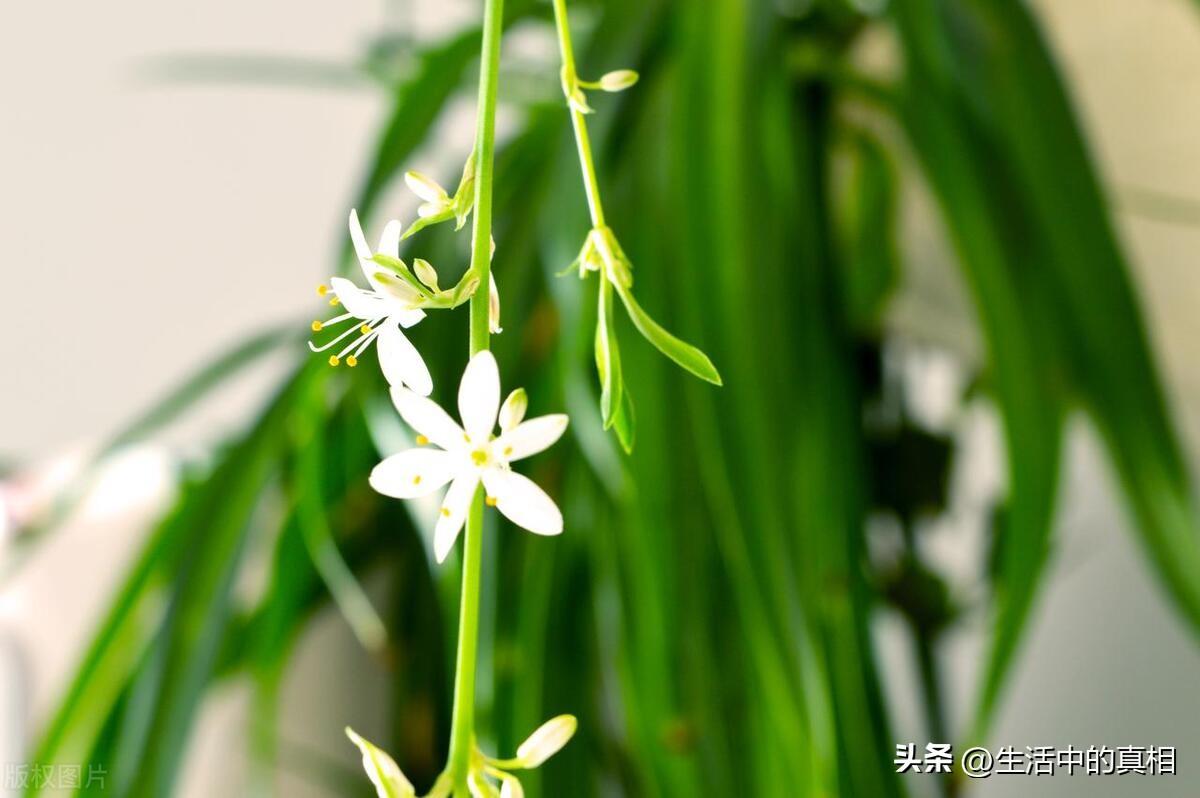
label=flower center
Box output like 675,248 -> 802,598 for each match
470,448 -> 490,467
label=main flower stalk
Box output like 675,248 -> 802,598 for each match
447,0 -> 504,790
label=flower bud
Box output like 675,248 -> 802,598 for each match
515,715 -> 577,769
345,727 -> 415,798
599,69 -> 639,92
489,273 -> 503,334
414,258 -> 440,291
404,170 -> 449,204
500,388 -> 528,432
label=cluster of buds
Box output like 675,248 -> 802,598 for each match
560,66 -> 639,115
347,715 -> 577,798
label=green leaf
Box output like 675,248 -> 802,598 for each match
117,369 -> 307,797
895,0 -> 1200,745
292,376 -> 387,653
611,279 -> 722,386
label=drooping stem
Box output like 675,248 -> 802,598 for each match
552,0 -> 607,229
447,0 -> 504,789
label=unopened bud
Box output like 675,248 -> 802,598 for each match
599,69 -> 639,92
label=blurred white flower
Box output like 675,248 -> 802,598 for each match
370,350 -> 568,563
309,210 -> 432,395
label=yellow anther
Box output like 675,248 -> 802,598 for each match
440,507 -> 451,517
346,356 -> 358,368
471,450 -> 488,466
503,446 -> 513,457
311,320 -> 323,332
485,496 -> 498,507
317,284 -> 329,296
416,435 -> 429,446
329,296 -> 341,306
328,355 -> 340,367
412,475 -> 422,485
360,324 -> 372,335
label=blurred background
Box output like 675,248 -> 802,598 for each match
3,0 -> 1200,796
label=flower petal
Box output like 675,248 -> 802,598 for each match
458,350 -> 500,442
494,415 -> 568,463
330,277 -> 388,320
498,773 -> 524,798
467,772 -> 499,798
348,209 -> 373,260
514,715 -> 577,768
435,474 -> 479,563
481,469 -> 562,537
391,386 -> 465,450
378,220 -> 402,259
345,727 -> 415,798
378,324 -> 433,396
369,449 -> 457,499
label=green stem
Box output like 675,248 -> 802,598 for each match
447,0 -> 504,790
552,0 -> 607,228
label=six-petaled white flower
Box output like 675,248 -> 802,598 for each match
370,350 -> 568,562
308,209 -> 433,394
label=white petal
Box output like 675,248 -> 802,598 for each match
369,449 -> 457,499
348,209 -> 373,260
345,728 -> 416,798
467,772 -> 499,798
488,273 -> 502,334
515,715 -> 577,768
405,170 -> 448,204
499,773 -> 524,798
331,277 -> 388,320
378,220 -> 402,259
395,307 -> 427,329
378,324 -> 433,396
435,475 -> 479,563
391,386 -> 466,451
494,415 -> 568,462
481,469 -> 562,537
458,350 -> 500,442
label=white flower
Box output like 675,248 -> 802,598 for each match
308,210 -> 433,395
370,351 -> 568,563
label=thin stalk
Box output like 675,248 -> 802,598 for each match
552,0 -> 607,228
447,0 -> 504,790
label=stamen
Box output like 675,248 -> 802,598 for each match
307,314 -> 358,353
311,320 -> 323,332
346,356 -> 358,368
440,507 -> 451,517
328,355 -> 340,367
329,296 -> 341,306
416,435 -> 429,446
337,328 -> 378,361
503,446 -> 513,457
413,475 -> 422,485
470,450 -> 488,466
317,284 -> 329,296
485,496 -> 497,507
360,324 -> 372,335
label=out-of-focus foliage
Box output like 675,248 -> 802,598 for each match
22,0 -> 1200,796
